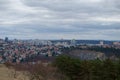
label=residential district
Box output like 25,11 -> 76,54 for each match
0,37 -> 120,63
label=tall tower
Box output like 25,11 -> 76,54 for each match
5,37 -> 8,42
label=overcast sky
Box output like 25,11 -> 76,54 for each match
0,0 -> 120,40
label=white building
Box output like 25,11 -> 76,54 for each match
71,39 -> 76,46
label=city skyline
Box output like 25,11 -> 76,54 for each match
0,0 -> 120,40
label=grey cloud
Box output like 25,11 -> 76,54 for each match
0,0 -> 120,40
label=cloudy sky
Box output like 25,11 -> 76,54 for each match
0,0 -> 120,40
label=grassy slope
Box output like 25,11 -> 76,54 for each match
0,64 -> 29,80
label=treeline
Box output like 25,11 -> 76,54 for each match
54,55 -> 120,80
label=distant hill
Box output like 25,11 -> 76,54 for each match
66,50 -> 106,60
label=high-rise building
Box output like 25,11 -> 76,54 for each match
100,41 -> 104,45
5,37 -> 8,42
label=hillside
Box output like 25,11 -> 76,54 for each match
0,64 -> 29,80
66,50 -> 106,60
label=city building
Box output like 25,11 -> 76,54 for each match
100,41 -> 104,45
5,37 -> 9,42
71,39 -> 76,46
113,42 -> 120,46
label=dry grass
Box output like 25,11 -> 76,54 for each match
0,62 -> 68,80
0,64 -> 29,80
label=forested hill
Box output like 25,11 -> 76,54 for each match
62,46 -> 120,60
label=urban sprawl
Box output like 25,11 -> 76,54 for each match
0,37 -> 120,63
